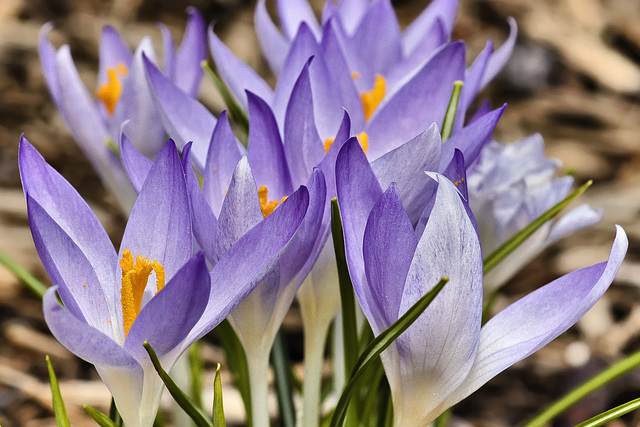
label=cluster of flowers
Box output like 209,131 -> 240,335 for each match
20,1 -> 627,426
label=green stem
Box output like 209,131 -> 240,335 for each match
270,331 -> 295,427
524,350 -> 640,427
441,80 -> 464,142
575,396 -> 640,427
0,248 -> 48,298
246,349 -> 271,427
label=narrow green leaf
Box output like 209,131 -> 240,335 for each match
330,277 -> 449,427
331,198 -> 361,425
143,341 -> 213,427
189,340 -> 204,410
46,355 -> 70,427
483,180 -> 592,276
575,396 -> 640,427
84,405 -> 117,427
213,320 -> 252,427
202,61 -> 249,145
0,248 -> 48,299
270,331 -> 296,427
212,364 -> 226,427
434,408 -> 451,427
358,361 -> 385,425
108,398 -> 123,426
524,349 -> 640,427
441,80 -> 464,142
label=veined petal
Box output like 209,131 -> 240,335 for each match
213,157 -> 263,263
143,54 -> 213,170
203,111 -> 244,217
120,140 -> 191,281
403,0 -> 459,54
441,226 -> 628,411
284,59 -> 324,187
255,0 -> 289,75
370,124 -> 441,223
175,7 -> 206,97
317,110 -> 351,199
208,23 -> 273,109
247,91 -> 294,200
366,42 -> 466,160
392,175 -> 482,425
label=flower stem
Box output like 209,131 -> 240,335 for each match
524,349 -> 640,427
300,311 -> 331,427
246,349 -> 271,427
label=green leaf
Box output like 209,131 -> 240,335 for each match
0,248 -> 48,299
270,331 -> 296,427
143,341 -> 213,427
189,340 -> 204,410
202,61 -> 249,145
331,198 -> 361,425
108,398 -> 123,426
84,406 -> 117,427
46,355 -> 70,427
575,396 -> 640,427
441,80 -> 464,142
483,180 -> 593,276
524,349 -> 640,427
213,320 -> 252,427
212,363 -> 226,427
329,277 -> 449,427
358,361 -> 385,425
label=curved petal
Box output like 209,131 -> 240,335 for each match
175,7 -> 206,97
119,126 -> 152,194
38,24 -> 61,106
98,25 -> 132,87
276,0 -> 321,40
479,17 -> 518,90
120,140 -> 192,280
546,204 -> 603,244
143,54 -> 214,169
159,23 -> 176,82
443,226 -> 628,410
208,23 -> 273,109
255,0 -> 289,75
247,91 -> 293,200
403,0 -> 459,54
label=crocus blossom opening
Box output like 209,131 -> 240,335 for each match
120,249 -> 165,336
96,63 -> 128,115
361,75 -> 386,121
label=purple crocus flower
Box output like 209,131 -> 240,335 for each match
38,9 -> 206,212
20,136 -> 311,427
468,135 -> 603,293
336,138 -> 627,426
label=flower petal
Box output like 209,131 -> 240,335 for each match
119,125 -> 152,194
403,0 -> 459,54
442,226 -> 628,410
175,7 -> 206,97
276,0 -> 321,40
98,26 -> 132,87
479,17 -> 518,90
255,0 -> 289,75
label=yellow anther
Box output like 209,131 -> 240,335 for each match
357,132 -> 368,154
351,72 -> 361,79
324,137 -> 335,153
96,63 -> 128,115
361,75 -> 386,121
258,186 -> 281,217
120,249 -> 165,337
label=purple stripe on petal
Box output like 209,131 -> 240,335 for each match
120,140 -> 192,280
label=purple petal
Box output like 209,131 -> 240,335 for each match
247,91 -> 294,200
120,140 -> 192,280
442,149 -> 468,201
144,54 -> 214,169
547,204 -> 603,244
362,183 -> 417,334
175,8 -> 206,97
203,111 -> 244,216
19,137 -> 119,317
284,60 -> 324,187
124,252 -> 210,363
317,111 -> 351,199
479,17 -> 518,90
444,226 -> 628,409
403,0 -> 459,54
335,138 -> 383,313
276,0 -> 321,40
334,0 -> 369,33
186,183 -> 311,342
392,175 -> 482,420
370,124 -> 441,223
159,23 -> 176,82
454,40 -> 493,132
98,26 -> 133,87
213,157 -> 263,263
366,42 -> 466,160
255,0 -> 289,75
119,125 -> 152,194
38,24 -> 61,106
208,24 -> 273,109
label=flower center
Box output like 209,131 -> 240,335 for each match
120,249 -> 165,336
360,75 -> 386,121
324,132 -> 369,155
96,63 -> 128,115
258,186 -> 287,217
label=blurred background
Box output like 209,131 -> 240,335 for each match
1,0 -> 640,425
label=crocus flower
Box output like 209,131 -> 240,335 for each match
336,138 -> 627,426
20,136 -> 311,427
38,9 -> 206,212
468,134 -> 603,293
